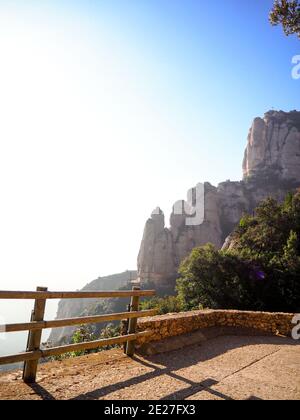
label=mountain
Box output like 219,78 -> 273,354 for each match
48,271 -> 137,346
137,110 -> 300,287
49,110 -> 300,346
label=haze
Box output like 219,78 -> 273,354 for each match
0,0 -> 299,350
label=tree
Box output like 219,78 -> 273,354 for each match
177,244 -> 258,311
177,192 -> 300,312
270,0 -> 300,38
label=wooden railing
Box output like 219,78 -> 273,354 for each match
0,286 -> 156,383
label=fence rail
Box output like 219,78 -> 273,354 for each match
0,290 -> 155,300
0,286 -> 156,383
0,310 -> 157,333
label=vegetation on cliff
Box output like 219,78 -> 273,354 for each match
177,191 -> 300,313
140,295 -> 183,315
48,271 -> 137,346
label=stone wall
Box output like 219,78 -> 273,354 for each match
136,309 -> 296,346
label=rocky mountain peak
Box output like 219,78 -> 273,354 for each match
138,111 -> 300,286
243,110 -> 300,182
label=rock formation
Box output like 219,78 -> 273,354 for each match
243,110 -> 300,182
138,110 -> 300,286
49,110 -> 300,347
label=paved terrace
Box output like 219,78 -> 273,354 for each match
0,335 -> 299,400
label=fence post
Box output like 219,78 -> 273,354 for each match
122,304 -> 131,354
23,287 -> 48,383
125,286 -> 140,357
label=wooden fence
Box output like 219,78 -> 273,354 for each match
0,286 -> 156,383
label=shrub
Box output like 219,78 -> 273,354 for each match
177,192 -> 300,312
140,295 -> 183,315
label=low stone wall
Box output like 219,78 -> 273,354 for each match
136,309 -> 296,346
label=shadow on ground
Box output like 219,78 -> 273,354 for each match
24,334 -> 297,401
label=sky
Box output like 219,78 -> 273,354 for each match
0,0 -> 299,333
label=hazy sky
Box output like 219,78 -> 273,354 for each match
0,0 -> 299,302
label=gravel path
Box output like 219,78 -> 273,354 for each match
0,335 -> 299,400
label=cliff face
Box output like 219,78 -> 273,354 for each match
48,271 -> 137,346
138,111 -> 300,286
243,110 -> 300,182
49,110 -> 300,346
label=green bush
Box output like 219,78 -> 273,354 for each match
71,325 -> 97,357
49,323 -> 122,361
140,295 -> 183,315
98,323 -> 121,351
177,192 -> 300,312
